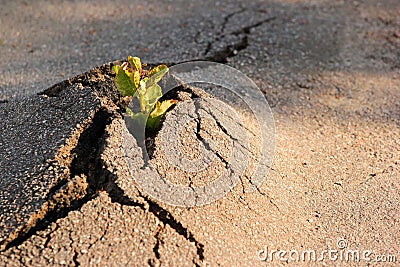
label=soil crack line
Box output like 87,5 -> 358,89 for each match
204,10 -> 276,63
142,194 -> 205,264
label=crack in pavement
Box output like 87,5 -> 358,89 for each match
194,118 -> 229,167
107,183 -> 206,265
220,8 -> 247,35
204,9 -> 276,63
142,194 -> 205,264
148,9 -> 276,65
148,227 -> 163,266
72,249 -> 80,267
194,100 -> 273,197
203,7 -> 247,56
193,100 -> 230,168
0,12 -> 278,256
230,16 -> 276,36
3,100 -> 205,264
101,165 -> 205,265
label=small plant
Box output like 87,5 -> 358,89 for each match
113,56 -> 177,134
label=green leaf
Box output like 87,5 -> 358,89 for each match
148,64 -> 168,77
146,65 -> 168,87
114,65 -> 135,96
113,57 -> 174,136
112,65 -> 120,74
132,71 -> 140,90
146,100 -> 177,132
138,78 -> 148,95
128,56 -> 142,73
143,84 -> 162,113
150,100 -> 178,118
146,115 -> 162,132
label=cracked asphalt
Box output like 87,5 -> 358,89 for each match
1,0 -> 399,266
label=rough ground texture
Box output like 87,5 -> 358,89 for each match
0,64 -> 124,250
1,0 -> 399,266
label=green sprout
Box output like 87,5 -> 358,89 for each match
113,56 -> 177,134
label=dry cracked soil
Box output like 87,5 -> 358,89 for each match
0,0 -> 399,266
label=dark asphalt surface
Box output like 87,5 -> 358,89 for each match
1,0 -> 257,99
0,85 -> 101,249
0,63 -> 123,250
